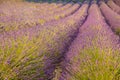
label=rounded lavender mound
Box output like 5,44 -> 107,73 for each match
0,3 -> 88,80
100,1 -> 120,35
59,3 -> 120,80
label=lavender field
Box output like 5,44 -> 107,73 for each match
0,0 -> 120,80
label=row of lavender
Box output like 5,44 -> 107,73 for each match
59,3 -> 120,80
0,1 -> 63,31
0,1 -> 80,32
113,0 -> 120,7
107,0 -> 120,14
0,1 -> 88,80
100,1 -> 120,35
0,0 -> 120,80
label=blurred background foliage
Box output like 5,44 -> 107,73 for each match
0,0 -> 85,3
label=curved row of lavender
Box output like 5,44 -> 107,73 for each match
0,3 -> 79,33
100,1 -> 120,35
38,3 -> 80,24
113,0 -> 120,6
0,1 -> 63,17
0,2 -> 70,32
0,3 -> 82,41
0,1 -> 63,28
59,3 -> 120,80
37,2 -> 73,16
107,0 -> 120,14
0,3 -> 88,80
31,2 -> 72,18
0,1 -> 65,21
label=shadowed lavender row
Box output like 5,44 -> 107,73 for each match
100,1 -> 120,35
59,3 -> 120,80
0,3 -> 88,80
